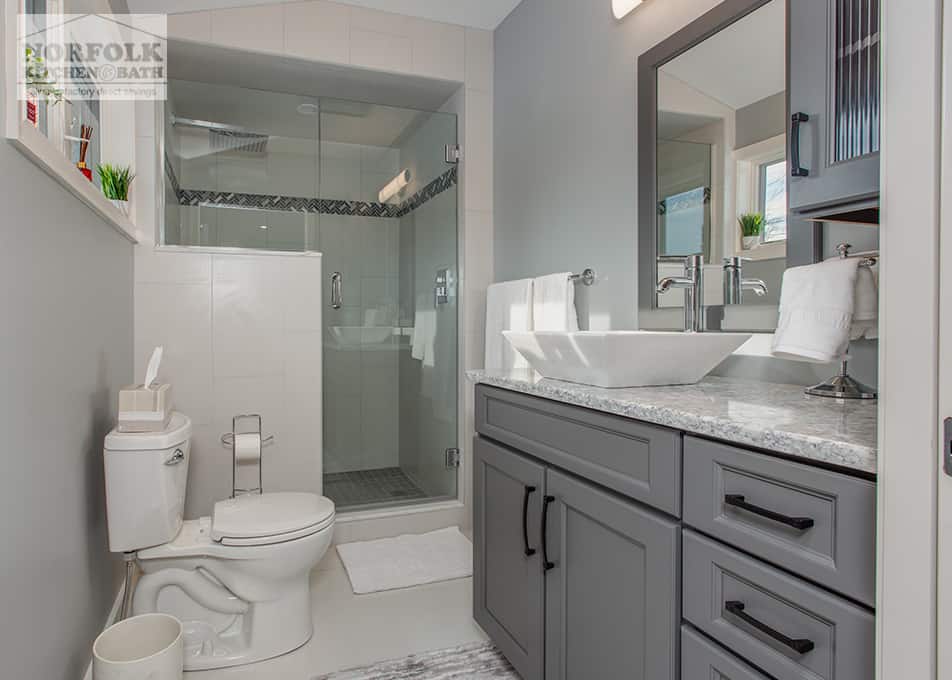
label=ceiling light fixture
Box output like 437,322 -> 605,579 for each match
612,0 -> 645,19
296,103 -> 319,116
259,225 -> 269,230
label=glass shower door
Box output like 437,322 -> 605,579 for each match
319,102 -> 459,511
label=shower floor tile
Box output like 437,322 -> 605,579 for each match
324,467 -> 427,509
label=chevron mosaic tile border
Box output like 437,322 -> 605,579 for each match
166,157 -> 457,220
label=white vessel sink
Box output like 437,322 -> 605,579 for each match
503,331 -> 752,388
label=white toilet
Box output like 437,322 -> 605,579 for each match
103,413 -> 335,671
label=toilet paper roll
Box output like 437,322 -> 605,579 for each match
233,433 -> 262,466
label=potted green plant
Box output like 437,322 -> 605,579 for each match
97,164 -> 135,216
738,213 -> 764,250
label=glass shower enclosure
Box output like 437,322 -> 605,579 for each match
163,79 -> 459,511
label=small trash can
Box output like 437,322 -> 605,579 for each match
93,613 -> 184,680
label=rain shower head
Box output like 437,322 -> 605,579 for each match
171,115 -> 270,154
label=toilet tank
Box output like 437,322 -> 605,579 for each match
104,413 -> 192,553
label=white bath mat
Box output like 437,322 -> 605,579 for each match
336,526 -> 473,594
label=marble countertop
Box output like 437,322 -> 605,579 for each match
467,369 -> 878,475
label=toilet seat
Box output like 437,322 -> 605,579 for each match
212,492 -> 335,546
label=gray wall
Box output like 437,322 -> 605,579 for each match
494,0 -> 724,330
735,91 -> 786,148
493,0 -> 878,389
0,142 -> 133,678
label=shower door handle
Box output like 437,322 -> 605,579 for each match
331,272 -> 343,309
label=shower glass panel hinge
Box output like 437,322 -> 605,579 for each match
445,448 -> 461,468
445,145 -> 462,164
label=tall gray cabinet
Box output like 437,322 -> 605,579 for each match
788,0 -> 881,214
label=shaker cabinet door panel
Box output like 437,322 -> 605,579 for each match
473,437 -> 546,680
788,0 -> 881,212
543,469 -> 680,680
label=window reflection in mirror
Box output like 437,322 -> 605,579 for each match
653,0 -> 786,328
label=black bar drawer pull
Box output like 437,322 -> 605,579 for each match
522,486 -> 537,557
724,494 -> 815,531
541,495 -> 556,572
725,601 -> 815,655
791,112 -> 810,177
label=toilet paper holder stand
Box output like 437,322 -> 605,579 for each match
221,414 -> 275,497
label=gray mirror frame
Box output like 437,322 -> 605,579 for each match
636,0 -> 820,315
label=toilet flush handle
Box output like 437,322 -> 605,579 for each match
164,448 -> 186,466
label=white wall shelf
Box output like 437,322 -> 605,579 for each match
10,122 -> 138,243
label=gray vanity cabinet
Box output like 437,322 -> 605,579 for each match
788,0 -> 881,213
473,437 -> 546,680
474,386 -> 681,680
543,469 -> 680,680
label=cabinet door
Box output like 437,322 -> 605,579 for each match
543,469 -> 680,680
788,0 -> 881,212
473,437 -> 546,680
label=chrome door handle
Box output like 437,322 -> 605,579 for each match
164,448 -> 186,466
331,272 -> 343,309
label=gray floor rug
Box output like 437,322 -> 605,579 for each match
312,642 -> 519,679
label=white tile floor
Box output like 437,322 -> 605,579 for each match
191,550 -> 488,679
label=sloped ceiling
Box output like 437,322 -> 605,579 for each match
126,0 -> 523,30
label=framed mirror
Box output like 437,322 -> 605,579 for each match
638,0 -> 804,333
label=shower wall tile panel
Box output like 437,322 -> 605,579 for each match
210,4 -> 285,54
284,0 -> 350,64
133,251 -> 323,518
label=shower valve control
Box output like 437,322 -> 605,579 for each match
435,268 -> 450,305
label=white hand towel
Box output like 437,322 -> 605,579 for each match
772,258 -> 860,363
411,296 -> 436,363
485,279 -> 534,371
850,263 -> 879,341
532,273 -> 580,332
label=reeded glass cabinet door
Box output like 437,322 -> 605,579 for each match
788,0 -> 881,213
832,0 -> 880,163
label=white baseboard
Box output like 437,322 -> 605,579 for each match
82,579 -> 126,680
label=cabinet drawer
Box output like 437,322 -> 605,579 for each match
682,436 -> 876,606
683,530 -> 874,680
475,385 -> 681,516
681,626 -> 769,680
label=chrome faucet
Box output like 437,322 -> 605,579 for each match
722,257 -> 768,305
657,254 -> 705,332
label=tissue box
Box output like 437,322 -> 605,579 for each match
117,383 -> 173,432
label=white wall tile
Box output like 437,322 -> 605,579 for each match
464,28 -> 493,93
410,19 -> 465,82
185,424 -> 232,518
281,256 -> 324,333
350,29 -> 412,73
168,11 -> 212,43
134,282 -> 214,426
348,5 -> 410,35
464,89 -> 493,213
284,0 -> 350,65
134,136 -> 157,240
212,255 -> 286,377
211,5 -> 284,54
135,248 -> 211,285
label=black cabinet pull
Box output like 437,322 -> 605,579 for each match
725,601 -> 815,655
522,486 -> 537,557
541,495 -> 556,572
724,494 -> 815,531
791,112 -> 810,177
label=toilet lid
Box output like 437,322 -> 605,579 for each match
211,492 -> 335,545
